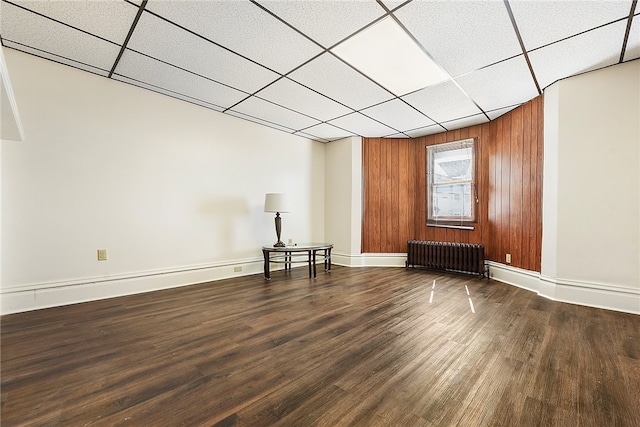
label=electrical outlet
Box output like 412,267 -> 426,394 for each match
506,253 -> 511,264
97,249 -> 108,261
234,266 -> 242,272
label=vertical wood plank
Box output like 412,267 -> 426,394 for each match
510,106 -> 524,268
536,96 -> 544,271
501,112 -> 512,264
371,138 -> 382,253
361,138 -> 368,253
521,101 -> 532,270
494,118 -> 503,262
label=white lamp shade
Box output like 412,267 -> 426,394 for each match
264,193 -> 290,213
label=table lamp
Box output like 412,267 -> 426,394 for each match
264,193 -> 290,247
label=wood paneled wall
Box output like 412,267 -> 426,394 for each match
362,138 -> 415,253
362,96 -> 543,272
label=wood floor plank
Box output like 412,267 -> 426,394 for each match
2,266 -> 639,426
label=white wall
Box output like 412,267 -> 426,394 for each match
541,59 -> 640,314
324,136 -> 362,265
1,49 -> 325,314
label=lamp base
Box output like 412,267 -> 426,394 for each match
273,241 -> 285,247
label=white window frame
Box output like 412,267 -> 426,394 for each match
426,138 -> 477,228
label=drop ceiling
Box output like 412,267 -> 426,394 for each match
1,0 -> 638,142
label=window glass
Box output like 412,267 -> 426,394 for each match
427,138 -> 476,227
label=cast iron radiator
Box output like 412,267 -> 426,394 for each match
406,240 -> 486,278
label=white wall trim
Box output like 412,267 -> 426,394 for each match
1,258 -> 267,315
4,255 -> 637,316
488,261 -> 639,315
332,252 -> 406,268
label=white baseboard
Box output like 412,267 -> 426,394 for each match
1,258 -> 267,315
332,252 -> 406,268
488,261 -> 640,315
4,255 -> 638,316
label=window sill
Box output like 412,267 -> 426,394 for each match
427,223 -> 475,231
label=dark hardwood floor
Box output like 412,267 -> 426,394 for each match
2,266 -> 639,426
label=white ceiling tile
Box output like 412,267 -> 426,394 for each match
487,105 -> 520,120
127,12 -> 279,94
256,78 -> 353,122
402,80 -> 482,123
442,114 -> 489,131
113,75 -> 226,112
360,99 -> 434,132
225,110 -> 297,134
145,0 -> 322,74
288,53 -> 394,111
529,20 -> 627,90
456,55 -> 538,112
327,112 -> 397,137
3,42 -> 109,76
115,50 -> 248,110
385,133 -> 411,139
299,123 -> 356,141
9,0 -> 139,44
0,2 -> 121,71
230,96 -> 320,131
624,15 -> 640,62
510,0 -> 631,50
381,1 -> 408,12
405,125 -> 446,138
395,0 -> 521,77
293,131 -> 330,143
256,0 -> 385,48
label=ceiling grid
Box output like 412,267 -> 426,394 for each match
0,0 -> 637,142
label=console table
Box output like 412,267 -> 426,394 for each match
262,243 -> 333,280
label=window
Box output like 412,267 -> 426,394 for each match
426,138 -> 477,228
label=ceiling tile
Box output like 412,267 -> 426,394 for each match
9,0 -> 139,44
529,20 -> 627,90
225,110 -> 297,134
510,0 -> 631,50
127,12 -> 279,94
385,133 -> 411,139
0,2 -> 121,71
288,53 -> 394,111
230,96 -> 320,131
402,80 -> 482,123
3,41 -> 109,76
405,124 -> 446,138
115,50 -> 248,110
326,112 -> 398,137
256,0 -> 385,48
381,1 -> 408,12
487,105 -> 519,120
256,78 -> 353,122
360,99 -> 434,132
144,0 -> 322,74
293,131 -> 331,143
624,15 -> 640,62
442,114 -> 489,131
456,55 -> 538,112
395,0 -> 521,77
113,75 -> 226,112
299,123 -> 356,141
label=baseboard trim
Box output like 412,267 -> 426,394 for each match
4,255 -> 638,316
1,258 -> 269,315
488,261 -> 639,315
332,252 -> 406,268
